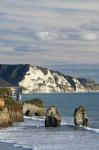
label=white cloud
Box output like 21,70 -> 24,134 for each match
80,33 -> 98,41
0,0 -> 99,65
37,32 -> 58,40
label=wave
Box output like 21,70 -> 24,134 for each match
23,116 -> 45,121
62,121 -> 99,134
0,141 -> 32,150
24,116 -> 99,134
0,117 -> 99,150
83,126 -> 99,133
13,143 -> 32,150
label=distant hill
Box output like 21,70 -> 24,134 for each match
0,64 -> 99,93
0,78 -> 12,87
0,64 -> 29,86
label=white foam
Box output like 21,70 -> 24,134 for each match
83,126 -> 99,133
61,121 -> 99,133
14,144 -> 32,150
0,116 -> 99,150
61,121 -> 74,126
24,116 -> 45,121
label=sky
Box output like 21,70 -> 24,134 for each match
0,0 -> 99,67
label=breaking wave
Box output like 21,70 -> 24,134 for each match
23,116 -> 99,134
0,116 -> 99,150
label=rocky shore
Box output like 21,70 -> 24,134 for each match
0,88 -> 89,129
0,89 -> 46,128
0,88 -> 23,128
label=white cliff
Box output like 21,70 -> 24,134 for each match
18,65 -> 99,93
0,64 -> 99,93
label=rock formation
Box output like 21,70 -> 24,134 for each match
0,64 -> 99,93
45,106 -> 61,127
0,107 -> 13,128
0,98 -> 5,109
23,98 -> 45,117
74,105 -> 88,126
0,88 -> 23,128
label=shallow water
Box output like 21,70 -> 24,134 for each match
0,93 -> 99,150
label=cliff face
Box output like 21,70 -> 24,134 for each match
0,64 -> 99,93
0,88 -> 23,128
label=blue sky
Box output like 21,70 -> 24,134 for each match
0,0 -> 99,66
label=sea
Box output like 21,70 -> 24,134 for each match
0,93 -> 99,150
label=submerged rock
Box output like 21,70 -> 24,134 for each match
23,98 -> 45,117
45,106 -> 61,127
74,105 -> 88,126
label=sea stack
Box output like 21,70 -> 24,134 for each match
74,105 -> 88,126
23,98 -> 45,117
45,106 -> 61,127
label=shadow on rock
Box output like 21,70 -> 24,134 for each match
45,106 -> 61,127
74,105 -> 89,126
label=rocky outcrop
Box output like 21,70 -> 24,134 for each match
23,98 -> 45,117
5,96 -> 23,122
45,106 -> 61,127
0,98 -> 5,109
74,105 -> 88,126
0,88 -> 23,128
11,111 -> 23,122
0,64 -> 99,93
0,107 -> 13,128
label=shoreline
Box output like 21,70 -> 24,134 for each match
21,91 -> 99,95
0,142 -> 32,150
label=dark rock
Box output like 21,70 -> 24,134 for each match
35,111 -> 40,116
45,106 -> 61,127
74,105 -> 88,126
25,110 -> 30,116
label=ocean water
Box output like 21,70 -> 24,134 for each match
0,93 -> 99,150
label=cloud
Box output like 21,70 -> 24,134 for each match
80,21 -> 99,31
80,32 -> 98,41
36,32 -> 58,40
0,12 -> 6,17
0,0 -> 99,65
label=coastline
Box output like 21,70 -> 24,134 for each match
0,142 -> 32,150
21,91 -> 99,95
21,90 -> 99,94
